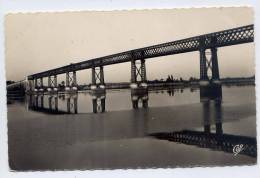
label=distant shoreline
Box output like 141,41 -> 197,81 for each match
6,76 -> 255,93
78,76 -> 255,90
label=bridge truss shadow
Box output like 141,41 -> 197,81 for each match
150,85 -> 257,158
26,87 -> 152,114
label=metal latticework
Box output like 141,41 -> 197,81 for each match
92,98 -> 105,113
66,71 -> 77,87
131,59 -> 147,83
92,66 -> 104,85
35,78 -> 43,89
151,130 -> 257,158
28,24 -> 254,80
48,75 -> 57,88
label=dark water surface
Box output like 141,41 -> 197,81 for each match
7,86 -> 256,170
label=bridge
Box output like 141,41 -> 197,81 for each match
7,24 -> 254,94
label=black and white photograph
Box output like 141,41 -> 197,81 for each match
3,4 -> 258,175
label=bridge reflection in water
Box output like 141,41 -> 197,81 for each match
26,85 -> 257,158
26,86 -> 198,114
26,85 -> 217,114
28,94 -> 78,114
150,85 -> 257,158
27,88 -> 152,113
8,84 -> 256,170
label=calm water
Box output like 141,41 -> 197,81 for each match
7,85 -> 257,170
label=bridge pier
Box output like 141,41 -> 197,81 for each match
89,66 -> 106,113
34,77 -> 44,94
34,78 -> 37,93
211,47 -> 220,84
130,58 -> 148,95
199,47 -> 209,86
47,75 -> 58,94
26,78 -> 34,94
199,37 -> 209,86
199,37 -> 222,99
40,78 -> 44,92
199,37 -> 220,86
65,71 -> 77,93
200,84 -> 222,101
90,66 -> 106,95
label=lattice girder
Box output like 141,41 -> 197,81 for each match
28,24 -> 254,79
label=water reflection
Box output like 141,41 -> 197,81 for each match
201,97 -> 222,135
28,93 -> 107,114
150,85 -> 257,158
131,89 -> 149,109
167,88 -> 175,96
8,85 -> 257,170
27,89 -> 153,113
28,94 -> 78,114
65,94 -> 78,114
25,86 -> 218,113
91,93 -> 106,113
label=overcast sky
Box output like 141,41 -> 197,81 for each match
5,7 -> 254,84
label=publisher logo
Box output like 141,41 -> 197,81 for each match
233,144 -> 244,156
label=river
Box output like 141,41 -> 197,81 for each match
7,85 -> 256,170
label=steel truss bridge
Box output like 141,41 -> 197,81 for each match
7,24 -> 254,92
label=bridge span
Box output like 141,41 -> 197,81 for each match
9,24 -> 254,94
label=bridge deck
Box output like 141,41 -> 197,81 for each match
28,24 -> 254,79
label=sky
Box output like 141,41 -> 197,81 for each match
5,7 -> 254,84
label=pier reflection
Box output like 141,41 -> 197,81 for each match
27,94 -> 78,114
91,93 -> 106,113
200,84 -> 223,134
167,88 -> 175,96
150,85 -> 257,158
48,95 -> 58,112
131,89 -> 149,109
65,94 -> 78,114
27,92 -> 108,114
26,86 -> 223,114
